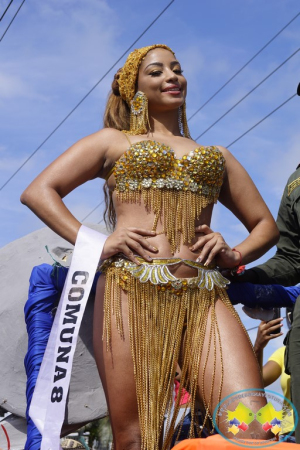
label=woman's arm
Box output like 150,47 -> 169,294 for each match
190,146 -> 279,268
20,128 -> 116,244
218,146 -> 279,264
20,128 -> 157,263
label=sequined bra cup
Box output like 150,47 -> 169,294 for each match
113,140 -> 226,253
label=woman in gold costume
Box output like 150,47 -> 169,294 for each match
21,45 -> 279,449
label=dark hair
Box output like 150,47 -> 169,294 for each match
102,71 -> 130,230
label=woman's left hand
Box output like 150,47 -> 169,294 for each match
190,224 -> 240,268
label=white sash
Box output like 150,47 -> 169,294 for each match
29,225 -> 107,450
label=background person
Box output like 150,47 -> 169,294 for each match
253,318 -> 295,441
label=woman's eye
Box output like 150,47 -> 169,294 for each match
150,71 -> 162,76
174,69 -> 183,75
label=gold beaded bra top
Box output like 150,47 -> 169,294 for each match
109,139 -> 226,253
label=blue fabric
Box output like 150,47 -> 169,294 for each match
228,282 -> 300,308
24,264 -> 68,450
24,263 -> 100,450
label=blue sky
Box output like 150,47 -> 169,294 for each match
1,0 -> 300,392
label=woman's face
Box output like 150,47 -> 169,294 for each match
137,48 -> 187,112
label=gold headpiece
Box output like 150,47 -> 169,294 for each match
118,44 -> 174,105
118,44 -> 191,138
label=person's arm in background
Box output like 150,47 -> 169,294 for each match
237,166 -> 300,286
253,318 -> 283,386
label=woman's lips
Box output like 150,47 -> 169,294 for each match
162,87 -> 181,94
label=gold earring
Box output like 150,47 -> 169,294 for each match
128,91 -> 150,135
179,102 -> 191,139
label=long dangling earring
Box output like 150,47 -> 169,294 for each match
128,91 -> 151,135
178,106 -> 183,136
178,102 -> 191,139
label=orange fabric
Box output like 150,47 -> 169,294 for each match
173,434 -> 300,449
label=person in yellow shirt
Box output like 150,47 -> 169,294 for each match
253,317 -> 295,440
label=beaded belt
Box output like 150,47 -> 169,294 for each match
100,255 -> 230,293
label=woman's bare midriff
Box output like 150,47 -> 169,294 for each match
113,194 -> 215,279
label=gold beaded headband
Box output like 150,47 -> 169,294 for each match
118,44 -> 175,105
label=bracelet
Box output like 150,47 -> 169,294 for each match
230,248 -> 244,276
230,249 -> 245,276
232,248 -> 242,267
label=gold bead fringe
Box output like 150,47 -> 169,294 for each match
103,267 -> 246,450
116,189 -> 216,254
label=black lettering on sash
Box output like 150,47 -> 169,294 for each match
72,271 -> 89,285
68,287 -> 84,302
53,365 -> 67,383
63,304 -> 81,324
57,346 -> 72,363
60,327 -> 74,343
51,386 -> 63,403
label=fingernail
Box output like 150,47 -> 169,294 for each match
152,246 -> 158,251
147,256 -> 152,261
204,261 -> 209,266
196,256 -> 202,262
190,246 -> 194,251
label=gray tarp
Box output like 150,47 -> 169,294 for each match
0,225 -> 109,425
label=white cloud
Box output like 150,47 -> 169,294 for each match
0,155 -> 32,172
266,133 -> 300,192
0,72 -> 30,99
0,0 -> 123,107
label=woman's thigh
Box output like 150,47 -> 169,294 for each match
197,299 -> 269,439
93,275 -> 140,447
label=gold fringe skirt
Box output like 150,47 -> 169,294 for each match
101,256 -> 244,450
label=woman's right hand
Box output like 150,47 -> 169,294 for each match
101,227 -> 158,264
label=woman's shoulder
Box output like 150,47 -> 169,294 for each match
214,145 -> 232,157
70,128 -> 125,152
214,145 -> 243,168
92,128 -> 128,147
94,129 -> 133,175
80,128 -> 130,162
